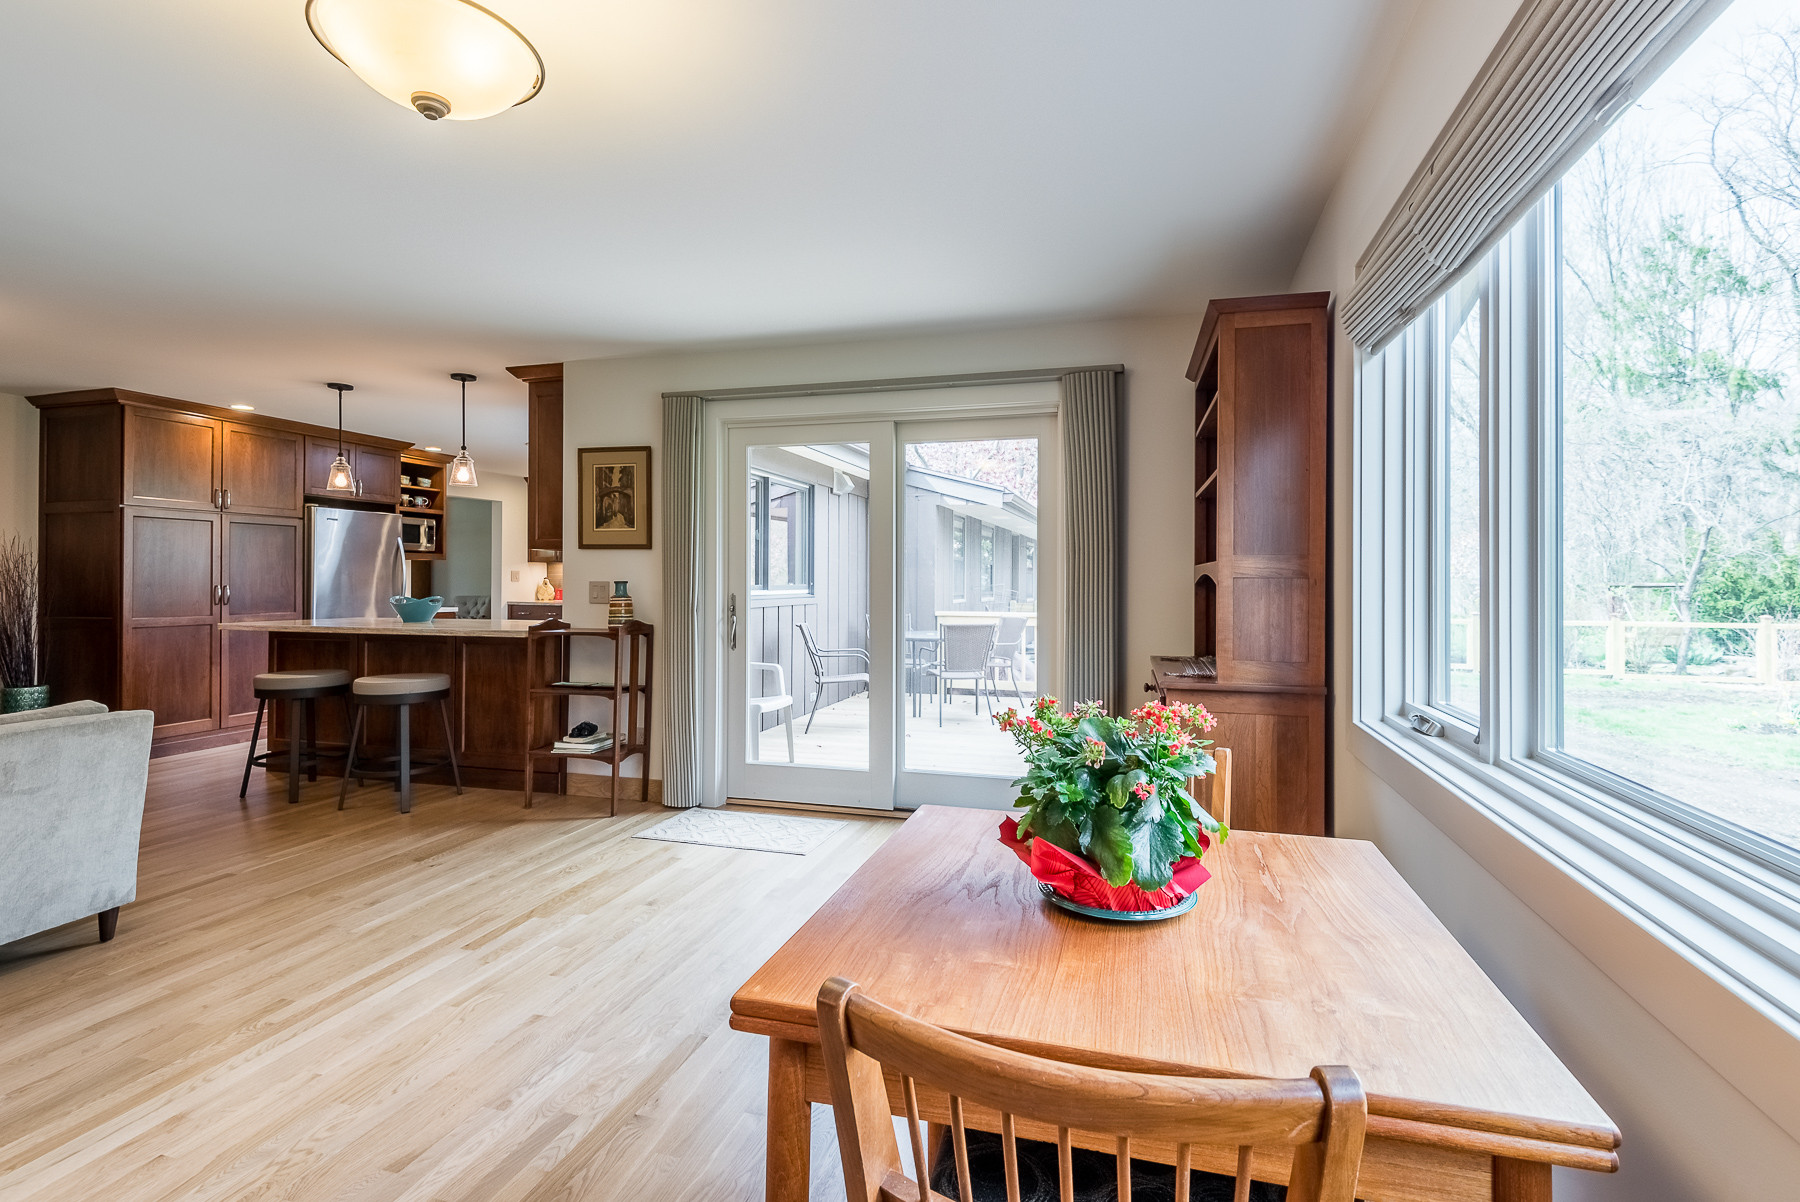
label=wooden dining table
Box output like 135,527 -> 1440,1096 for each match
729,806 -> 1619,1202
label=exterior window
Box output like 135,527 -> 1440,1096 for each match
951,514 -> 966,601
980,528 -> 995,599
1363,1 -> 1800,870
751,473 -> 812,593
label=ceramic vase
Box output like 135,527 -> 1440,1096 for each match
609,580 -> 634,627
2,685 -> 50,714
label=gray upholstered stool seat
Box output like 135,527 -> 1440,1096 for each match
341,674 -> 461,813
351,673 -> 451,698
254,669 -> 353,696
241,671 -> 354,806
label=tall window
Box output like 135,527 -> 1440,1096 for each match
750,473 -> 812,593
1366,0 -> 1800,868
979,528 -> 995,600
951,514 -> 967,601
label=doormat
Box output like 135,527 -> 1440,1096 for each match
632,808 -> 846,855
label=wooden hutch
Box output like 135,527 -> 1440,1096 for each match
1153,293 -> 1331,835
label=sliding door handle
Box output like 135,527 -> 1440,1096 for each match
728,594 -> 738,650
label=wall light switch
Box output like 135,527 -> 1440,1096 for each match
589,581 -> 604,604
510,570 -> 521,583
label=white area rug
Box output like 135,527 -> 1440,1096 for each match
633,808 -> 846,855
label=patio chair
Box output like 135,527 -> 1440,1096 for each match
985,615 -> 1029,704
925,621 -> 999,727
748,662 -> 796,763
797,623 -> 871,733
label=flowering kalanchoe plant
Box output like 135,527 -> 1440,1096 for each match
996,696 -> 1225,892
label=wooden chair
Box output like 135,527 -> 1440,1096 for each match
818,975 -> 1364,1202
1198,746 -> 1232,829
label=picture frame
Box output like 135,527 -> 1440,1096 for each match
577,445 -> 652,550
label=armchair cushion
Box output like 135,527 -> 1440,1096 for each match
0,704 -> 153,947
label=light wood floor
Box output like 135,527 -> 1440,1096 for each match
0,745 -> 899,1201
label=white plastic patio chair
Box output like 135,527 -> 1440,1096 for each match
748,661 -> 796,763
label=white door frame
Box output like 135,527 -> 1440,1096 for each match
698,383 -> 1061,808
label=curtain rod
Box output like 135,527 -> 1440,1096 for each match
661,364 -> 1124,403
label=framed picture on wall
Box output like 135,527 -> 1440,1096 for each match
577,445 -> 652,550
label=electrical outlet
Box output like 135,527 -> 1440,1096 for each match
589,581 -> 604,604
509,569 -> 520,583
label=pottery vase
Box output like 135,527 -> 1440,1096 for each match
608,580 -> 634,627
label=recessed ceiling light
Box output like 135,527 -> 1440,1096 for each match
230,403 -> 255,411
306,0 -> 544,122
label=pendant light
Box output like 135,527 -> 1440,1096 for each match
305,0 -> 544,122
448,373 -> 478,486
325,383 -> 357,493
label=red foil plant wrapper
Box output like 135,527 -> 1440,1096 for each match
996,696 -> 1225,912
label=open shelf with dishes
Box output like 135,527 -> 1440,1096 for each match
400,452 -> 450,561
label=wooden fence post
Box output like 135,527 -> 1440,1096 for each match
1606,617 -> 1627,680
1756,616 -> 1777,685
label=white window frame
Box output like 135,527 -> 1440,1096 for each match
1355,193 -> 1800,1037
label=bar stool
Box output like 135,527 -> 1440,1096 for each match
239,669 -> 353,805
339,673 -> 463,814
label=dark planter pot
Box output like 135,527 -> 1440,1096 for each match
2,685 -> 49,714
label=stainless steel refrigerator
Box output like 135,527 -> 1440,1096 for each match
306,505 -> 407,619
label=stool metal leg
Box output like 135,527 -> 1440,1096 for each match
306,699 -> 320,782
288,697 -> 305,805
437,698 -> 463,794
338,705 -> 366,810
396,703 -> 413,814
240,698 -> 266,800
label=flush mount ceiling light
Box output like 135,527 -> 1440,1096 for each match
448,373 -> 478,486
325,383 -> 357,493
305,0 -> 543,122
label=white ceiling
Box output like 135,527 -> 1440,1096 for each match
0,1 -> 1403,475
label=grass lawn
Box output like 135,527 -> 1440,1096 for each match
1555,673 -> 1800,849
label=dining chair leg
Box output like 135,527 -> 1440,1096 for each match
338,705 -> 365,810
396,704 -> 413,814
287,697 -> 305,805
438,698 -> 463,794
239,699 -> 266,799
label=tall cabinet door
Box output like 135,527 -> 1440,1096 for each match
123,407 -> 221,511
123,507 -> 221,739
221,422 -> 304,515
353,445 -> 402,504
221,514 -> 303,728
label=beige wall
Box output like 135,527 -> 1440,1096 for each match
1,394 -> 37,541
1293,2 -> 1800,1197
562,312 -> 1236,779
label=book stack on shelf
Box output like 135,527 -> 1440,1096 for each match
553,724 -> 615,756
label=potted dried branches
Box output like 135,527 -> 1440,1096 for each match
0,535 -> 45,713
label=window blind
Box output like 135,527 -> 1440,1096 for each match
1341,0 -> 1731,352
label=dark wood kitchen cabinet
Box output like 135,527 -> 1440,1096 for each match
305,437 -> 402,503
509,362 -> 563,561
30,387 -> 413,754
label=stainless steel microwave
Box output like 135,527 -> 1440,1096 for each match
400,515 -> 437,553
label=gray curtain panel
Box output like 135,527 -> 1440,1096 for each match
1060,368 -> 1122,714
660,394 -> 705,807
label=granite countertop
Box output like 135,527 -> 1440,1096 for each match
227,618 -> 543,638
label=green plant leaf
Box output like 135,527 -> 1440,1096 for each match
1085,803 -> 1135,886
1129,813 -> 1186,892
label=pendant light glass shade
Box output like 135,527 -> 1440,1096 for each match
306,0 -> 544,122
449,373 -> 478,487
325,382 -> 357,493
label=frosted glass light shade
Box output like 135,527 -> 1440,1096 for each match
306,0 -> 543,122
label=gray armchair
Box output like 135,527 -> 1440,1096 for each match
0,700 -> 153,947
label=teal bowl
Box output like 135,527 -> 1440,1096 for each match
389,595 -> 443,623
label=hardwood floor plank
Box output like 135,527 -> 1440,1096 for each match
1,744 -> 893,1200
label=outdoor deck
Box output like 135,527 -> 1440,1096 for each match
755,691 -> 1027,776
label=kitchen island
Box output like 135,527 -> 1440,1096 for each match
230,618 -> 560,793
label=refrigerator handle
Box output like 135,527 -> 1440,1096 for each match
395,535 -> 408,598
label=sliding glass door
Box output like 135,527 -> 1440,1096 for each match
722,411 -> 1057,811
